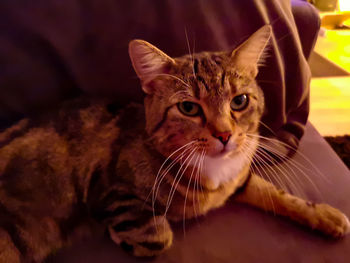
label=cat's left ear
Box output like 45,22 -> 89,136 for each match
129,40 -> 175,94
231,25 -> 272,77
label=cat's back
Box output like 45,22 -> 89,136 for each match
0,98 -> 122,218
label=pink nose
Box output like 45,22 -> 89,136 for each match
213,132 -> 232,146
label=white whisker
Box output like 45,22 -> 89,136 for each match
240,140 -> 276,213
257,140 -> 323,199
258,120 -> 277,136
184,27 -> 196,79
145,73 -> 192,89
182,150 -> 201,236
247,133 -> 327,182
151,141 -> 195,206
150,141 -> 196,231
195,148 -> 206,218
254,146 -> 305,198
198,149 -> 206,200
164,147 -> 198,219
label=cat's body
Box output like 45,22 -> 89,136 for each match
0,97 -> 251,261
0,99 -> 119,261
0,26 -> 349,262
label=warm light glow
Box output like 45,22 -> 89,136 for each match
309,77 -> 350,136
338,0 -> 350,11
315,30 -> 350,72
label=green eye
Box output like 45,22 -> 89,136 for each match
177,101 -> 201,116
231,94 -> 249,111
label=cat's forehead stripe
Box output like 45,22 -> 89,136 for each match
175,52 -> 244,101
194,54 -> 228,97
221,71 -> 226,87
193,58 -> 199,75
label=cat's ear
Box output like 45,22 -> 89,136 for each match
129,40 -> 175,94
231,25 -> 272,77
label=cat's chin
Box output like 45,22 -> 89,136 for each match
186,150 -> 247,191
197,138 -> 258,190
203,155 -> 248,190
212,148 -> 238,159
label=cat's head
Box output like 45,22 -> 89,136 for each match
129,25 -> 271,189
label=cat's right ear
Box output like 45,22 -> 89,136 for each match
129,40 -> 175,94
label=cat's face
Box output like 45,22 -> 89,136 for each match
129,26 -> 271,189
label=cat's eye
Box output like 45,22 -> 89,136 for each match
177,101 -> 201,116
230,94 -> 249,111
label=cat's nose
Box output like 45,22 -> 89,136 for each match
213,132 -> 232,146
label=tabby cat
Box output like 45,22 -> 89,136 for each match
0,25 -> 349,262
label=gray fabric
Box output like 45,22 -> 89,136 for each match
0,0 -> 315,153
51,123 -> 350,263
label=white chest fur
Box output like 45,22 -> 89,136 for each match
200,138 -> 258,190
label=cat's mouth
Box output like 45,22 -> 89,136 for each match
208,142 -> 242,158
219,147 -> 233,156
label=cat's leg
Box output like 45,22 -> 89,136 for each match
0,228 -> 21,263
0,216 -> 63,263
234,173 -> 350,237
109,214 -> 173,257
94,198 -> 173,257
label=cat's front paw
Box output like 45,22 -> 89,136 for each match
110,216 -> 173,257
312,203 -> 350,238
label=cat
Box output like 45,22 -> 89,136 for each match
0,25 -> 349,262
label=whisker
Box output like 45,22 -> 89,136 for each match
151,141 -> 196,206
192,150 -> 203,219
198,148 -> 206,200
251,136 -> 309,197
150,141 -> 196,231
253,144 -> 294,188
276,32 -> 292,43
184,27 -> 196,79
254,146 -> 305,198
269,16 -> 282,27
164,147 -> 198,218
153,145 -> 193,210
195,148 -> 206,218
246,133 -> 324,201
255,151 -> 296,195
258,139 -> 315,175
240,141 -> 276,214
249,162 -> 271,212
253,134 -> 326,190
183,151 -> 201,236
249,159 -> 273,212
258,120 -> 277,136
145,73 -> 192,89
169,90 -> 194,101
257,141 -> 323,199
247,133 -> 328,183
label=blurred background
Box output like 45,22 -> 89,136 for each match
308,0 -> 350,136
